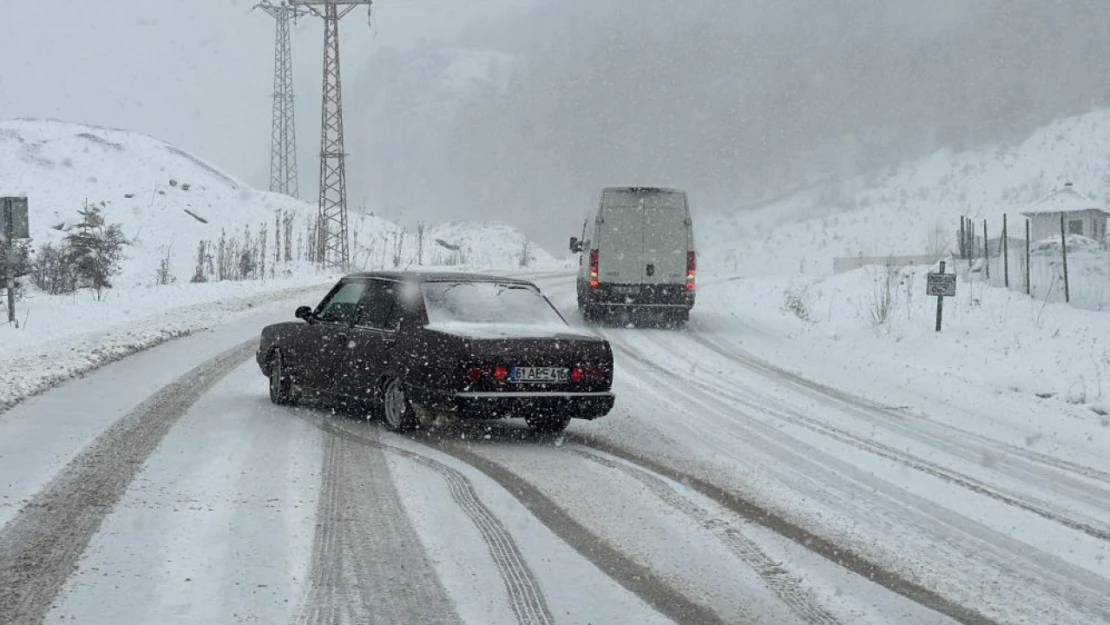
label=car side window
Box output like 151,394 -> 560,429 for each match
354,280 -> 401,331
315,281 -> 366,325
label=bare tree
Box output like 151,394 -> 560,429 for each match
868,260 -> 899,327
519,238 -> 532,268
155,245 -> 175,286
259,221 -> 268,280
191,241 -> 209,283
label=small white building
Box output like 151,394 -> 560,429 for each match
1020,183 -> 1109,243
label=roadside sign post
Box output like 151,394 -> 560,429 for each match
1,197 -> 30,326
926,261 -> 956,332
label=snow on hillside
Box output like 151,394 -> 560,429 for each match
715,266 -> 1110,424
0,118 -> 318,287
347,213 -> 564,272
692,109 -> 1110,434
703,108 -> 1110,277
0,118 -> 560,414
0,118 -> 558,286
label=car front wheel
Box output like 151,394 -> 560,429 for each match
268,349 -> 295,406
382,378 -> 418,432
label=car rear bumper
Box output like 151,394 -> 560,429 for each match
411,387 -> 615,420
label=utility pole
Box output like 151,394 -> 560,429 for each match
255,1 -> 303,198
290,0 -> 371,269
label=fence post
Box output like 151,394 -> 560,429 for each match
1060,212 -> 1070,303
954,217 -> 963,259
1025,218 -> 1031,296
1003,214 -> 1009,288
983,219 -> 990,280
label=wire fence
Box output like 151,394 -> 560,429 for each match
957,215 -> 1110,311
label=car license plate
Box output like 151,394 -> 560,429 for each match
510,366 -> 569,383
613,285 -> 640,295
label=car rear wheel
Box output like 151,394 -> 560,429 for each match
526,414 -> 572,434
268,350 -> 295,406
382,378 -> 418,432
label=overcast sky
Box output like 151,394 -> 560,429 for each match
5,1 -> 1109,256
0,0 -> 521,191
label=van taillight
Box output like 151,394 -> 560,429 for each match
589,250 -> 599,289
686,251 -> 696,291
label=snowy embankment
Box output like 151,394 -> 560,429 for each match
694,107 -> 1110,423
0,276 -> 336,412
0,117 -> 562,413
708,267 -> 1110,438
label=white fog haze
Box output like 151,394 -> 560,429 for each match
345,0 -> 1110,252
4,2 -> 1110,624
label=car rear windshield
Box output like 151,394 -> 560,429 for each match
422,281 -> 566,326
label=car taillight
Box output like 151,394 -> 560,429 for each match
492,365 -> 510,382
589,249 -> 599,289
571,365 -> 608,384
686,251 -> 696,291
467,367 -> 483,383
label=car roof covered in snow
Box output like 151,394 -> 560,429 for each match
341,271 -> 537,287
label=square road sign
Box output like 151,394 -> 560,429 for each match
926,272 -> 956,297
0,197 -> 30,240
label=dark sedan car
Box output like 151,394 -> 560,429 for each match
257,272 -> 616,433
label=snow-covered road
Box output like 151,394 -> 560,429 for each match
0,272 -> 1104,624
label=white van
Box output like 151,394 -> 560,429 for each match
570,187 -> 696,324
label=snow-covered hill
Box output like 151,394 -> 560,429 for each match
0,118 -> 316,286
705,108 -> 1110,277
0,118 -> 556,286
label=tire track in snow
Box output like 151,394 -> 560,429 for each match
296,427 -> 462,625
418,433 -> 737,625
0,339 -> 257,625
597,333 -> 1110,625
301,415 -> 554,625
638,333 -> 1110,543
568,446 -> 842,625
686,327 -> 1110,489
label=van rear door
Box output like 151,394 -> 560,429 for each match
642,191 -> 689,286
596,192 -> 644,285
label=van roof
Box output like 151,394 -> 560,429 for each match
602,186 -> 686,195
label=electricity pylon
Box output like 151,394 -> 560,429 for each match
290,0 -> 371,269
255,1 -> 303,198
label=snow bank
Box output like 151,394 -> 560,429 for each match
723,268 -> 1110,420
0,276 -> 335,412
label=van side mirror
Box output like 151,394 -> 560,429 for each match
569,237 -> 583,253
295,306 -> 315,323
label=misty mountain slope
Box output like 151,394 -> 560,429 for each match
708,108 -> 1110,276
0,118 -> 316,286
343,0 -> 1110,255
